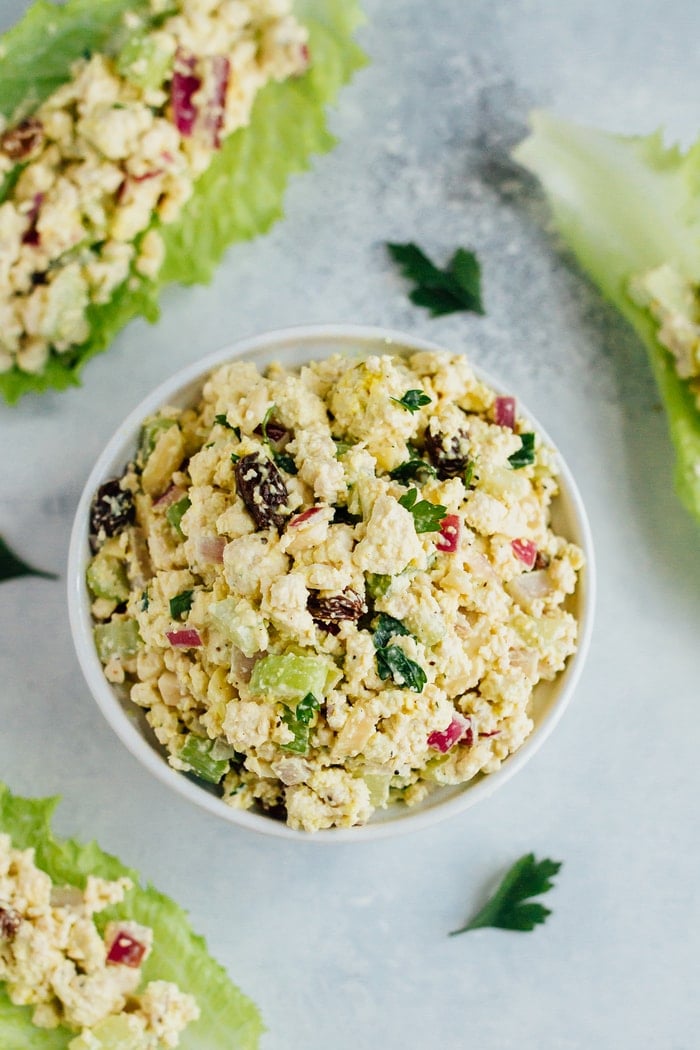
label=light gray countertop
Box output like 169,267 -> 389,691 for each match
1,1 -> 699,1048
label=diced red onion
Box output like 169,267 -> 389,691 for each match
132,169 -> 163,182
511,538 -> 537,569
106,930 -> 147,968
436,514 -> 460,552
427,714 -> 470,753
171,49 -> 201,136
289,507 -> 322,527
508,569 -> 552,606
195,534 -> 225,563
199,55 -> 230,149
494,396 -> 516,430
153,484 -> 185,509
166,628 -> 202,648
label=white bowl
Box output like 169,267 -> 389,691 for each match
68,324 -> 595,842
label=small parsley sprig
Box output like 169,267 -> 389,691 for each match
371,613 -> 426,693
0,535 -> 57,583
169,589 -> 194,620
387,242 -> 484,317
450,853 -> 562,935
261,405 -> 298,475
391,389 -> 432,413
508,432 -> 536,470
398,488 -> 447,533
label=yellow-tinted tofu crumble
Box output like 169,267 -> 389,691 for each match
0,0 -> 308,375
87,350 -> 584,832
0,833 -> 198,1049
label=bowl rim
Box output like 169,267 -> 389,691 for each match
67,322 -> 596,843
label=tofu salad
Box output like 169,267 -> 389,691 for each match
0,0 -> 308,377
86,349 -> 584,832
0,833 -> 198,1049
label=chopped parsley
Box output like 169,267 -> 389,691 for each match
508,432 -> 536,469
166,496 -> 191,538
140,589 -> 149,611
376,646 -> 426,692
371,614 -> 426,692
450,853 -> 562,935
169,589 -> 194,620
372,612 -> 411,650
387,241 -> 485,317
398,488 -> 447,533
0,535 -> 57,583
389,454 -> 437,484
391,389 -> 432,414
281,692 -> 321,755
214,414 -> 241,438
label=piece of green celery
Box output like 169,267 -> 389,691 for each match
514,111 -> 700,523
0,782 -> 264,1049
250,653 -> 337,705
179,735 -> 229,784
94,618 -> 141,663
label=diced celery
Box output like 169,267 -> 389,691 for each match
86,550 -> 129,602
166,496 -> 191,538
365,572 -> 392,599
179,734 -> 229,784
138,416 -> 177,462
117,32 -> 172,90
94,618 -> 141,663
68,1013 -> 148,1050
364,772 -> 390,808
208,597 -> 268,657
250,653 -> 338,706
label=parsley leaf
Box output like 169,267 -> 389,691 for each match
391,389 -> 432,413
508,432 -> 536,470
281,692 -> 321,755
375,645 -> 427,692
398,488 -> 447,533
387,242 -> 485,317
389,456 -> 437,484
214,414 -> 241,438
169,589 -> 194,620
372,612 -> 411,649
0,535 -> 57,583
450,853 -> 562,935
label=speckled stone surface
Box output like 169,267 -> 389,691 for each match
1,2 -> 699,1048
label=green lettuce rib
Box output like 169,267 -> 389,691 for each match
0,0 -> 366,403
0,782 -> 264,1049
514,111 -> 700,523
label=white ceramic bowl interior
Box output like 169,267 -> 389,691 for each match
68,324 -> 595,842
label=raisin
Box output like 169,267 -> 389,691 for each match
89,478 -> 136,551
424,426 -> 471,480
254,418 -> 288,444
1,117 -> 44,160
307,588 -> 366,634
534,551 -> 551,570
0,904 -> 21,941
234,453 -> 290,530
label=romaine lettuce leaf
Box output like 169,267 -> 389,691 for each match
514,111 -> 700,523
0,782 -> 264,1049
0,0 -> 366,403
